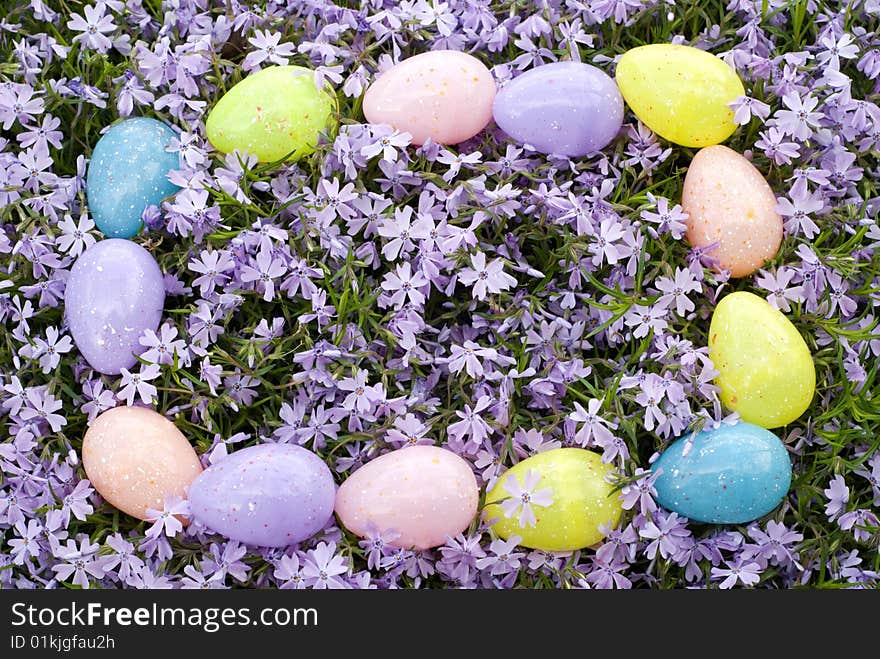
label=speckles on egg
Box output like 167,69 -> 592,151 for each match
86,117 -> 180,239
484,448 -> 621,552
205,65 -> 337,163
64,239 -> 165,375
682,145 -> 782,277
82,407 -> 202,521
493,61 -> 623,156
188,444 -> 335,548
615,44 -> 744,147
710,291 -> 815,428
363,50 -> 496,146
334,445 -> 479,550
652,422 -> 792,524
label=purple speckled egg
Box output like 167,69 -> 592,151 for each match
64,239 -> 165,375
492,61 -> 624,157
189,444 -> 336,548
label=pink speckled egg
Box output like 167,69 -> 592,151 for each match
363,50 -> 495,146
335,445 -> 479,549
682,145 -> 782,278
82,407 -> 202,521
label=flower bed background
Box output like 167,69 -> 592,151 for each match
1,0 -> 879,589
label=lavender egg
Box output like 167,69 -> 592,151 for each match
492,61 -> 624,156
64,239 -> 165,375
189,444 -> 336,548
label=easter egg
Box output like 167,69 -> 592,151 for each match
189,444 -> 336,548
82,407 -> 202,521
363,50 -> 495,146
682,145 -> 782,277
710,291 -> 815,428
65,239 -> 165,375
652,422 -> 792,524
206,65 -> 337,163
86,117 -> 180,239
615,44 -> 744,147
484,448 -> 621,551
493,61 -> 623,156
335,445 -> 478,550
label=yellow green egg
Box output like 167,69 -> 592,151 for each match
615,44 -> 744,147
484,448 -> 621,551
206,65 -> 337,163
709,291 -> 815,428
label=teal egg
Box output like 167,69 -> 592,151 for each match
86,117 -> 180,239
652,422 -> 792,524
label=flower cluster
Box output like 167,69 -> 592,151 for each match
0,0 -> 878,589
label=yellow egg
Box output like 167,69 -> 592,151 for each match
615,44 -> 744,147
484,448 -> 621,551
709,291 -> 815,428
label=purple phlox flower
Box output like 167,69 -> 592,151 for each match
61,479 -> 94,525
458,251 -> 517,301
640,511 -> 691,560
240,248 -> 287,302
202,541 -> 251,583
729,95 -> 772,125
243,30 -> 296,71
117,364 -> 160,406
584,555 -> 632,589
436,148 -> 482,182
199,356 -> 222,397
223,372 -> 260,411
824,475 -> 849,521
776,187 -> 824,239
180,565 -> 228,590
20,388 -> 66,432
447,341 -> 514,379
854,455 -> 880,506
189,249 -> 234,297
386,413 -> 432,448
569,399 -> 618,448
275,552 -> 307,589
51,536 -> 107,589
512,428 -> 561,459
381,261 -> 428,309
67,4 -> 117,53
447,395 -> 493,452
438,533 -> 486,585
378,206 -> 429,261
104,533 -> 144,585
817,32 -> 859,69
31,326 -> 73,373
358,523 -> 401,570
624,302 -> 669,340
55,213 -> 96,256
755,267 -> 805,312
9,519 -> 42,566
360,127 -> 412,163
838,509 -> 880,542
497,469 -> 554,528
711,558 -> 762,589
338,369 -> 383,414
139,323 -> 189,366
774,93 -> 824,141
302,542 -> 350,589
145,496 -> 190,539
633,374 -> 668,432
655,267 -> 701,316
474,536 -> 524,576
755,126 -> 801,166
746,521 -> 804,568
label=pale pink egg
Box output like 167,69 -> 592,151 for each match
83,406 -> 202,520
335,445 -> 479,550
682,145 -> 782,278
363,50 -> 496,146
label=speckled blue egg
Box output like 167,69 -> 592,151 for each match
86,117 -> 180,239
188,444 -> 336,548
652,422 -> 791,524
